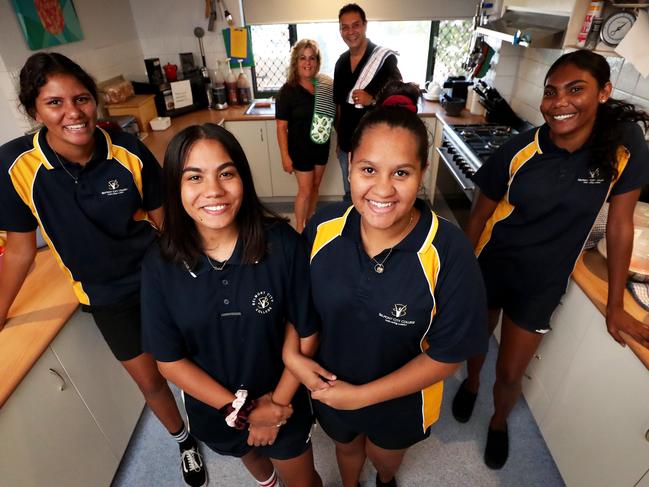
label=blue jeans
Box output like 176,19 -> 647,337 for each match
337,150 -> 351,201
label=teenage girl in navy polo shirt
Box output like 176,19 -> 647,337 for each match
284,83 -> 488,487
452,50 -> 649,469
0,53 -> 205,486
140,123 -> 322,487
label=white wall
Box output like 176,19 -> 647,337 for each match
128,0 -> 241,80
0,0 -> 144,143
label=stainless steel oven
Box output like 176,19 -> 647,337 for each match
436,123 -> 519,228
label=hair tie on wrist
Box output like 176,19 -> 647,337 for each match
220,389 -> 256,430
382,94 -> 417,113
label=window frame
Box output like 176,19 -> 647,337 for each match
251,22 -> 442,99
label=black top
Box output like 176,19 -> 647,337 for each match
141,221 -> 318,438
473,122 -> 649,293
333,40 -> 402,152
305,199 -> 488,384
0,128 -> 161,305
275,83 -> 330,167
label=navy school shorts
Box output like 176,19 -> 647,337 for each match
82,294 -> 143,361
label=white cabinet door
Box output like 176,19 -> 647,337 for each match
0,348 -> 117,487
636,469 -> 649,487
50,309 -> 144,458
225,121 -> 273,197
522,281 -> 597,425
422,117 -> 438,202
266,120 -> 298,197
541,294 -> 649,487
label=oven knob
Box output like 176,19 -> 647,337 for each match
453,155 -> 463,162
447,147 -> 456,155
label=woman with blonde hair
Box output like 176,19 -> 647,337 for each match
276,39 -> 335,232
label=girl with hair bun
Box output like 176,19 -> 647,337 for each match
452,49 -> 649,470
284,82 -> 488,487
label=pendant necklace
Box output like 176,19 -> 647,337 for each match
206,254 -> 228,271
369,210 -> 415,274
371,248 -> 393,274
53,150 -> 79,184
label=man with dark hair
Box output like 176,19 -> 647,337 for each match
334,3 -> 402,201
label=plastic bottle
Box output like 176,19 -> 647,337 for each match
225,58 -> 238,106
211,60 -> 228,109
236,59 -> 252,105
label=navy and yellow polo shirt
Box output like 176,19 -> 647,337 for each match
141,221 -> 318,441
0,127 -> 161,305
473,122 -> 649,295
305,199 -> 488,431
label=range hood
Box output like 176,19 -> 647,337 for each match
476,9 -> 569,48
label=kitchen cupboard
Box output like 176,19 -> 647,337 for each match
265,120 -> 344,198
424,117 -> 440,202
637,470 -> 649,487
224,120 -> 274,197
522,281 -> 649,487
226,119 -> 345,199
0,309 -> 144,487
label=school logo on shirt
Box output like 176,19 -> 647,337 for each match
252,291 -> 274,314
577,167 -> 606,185
379,303 -> 415,327
101,178 -> 129,196
392,304 -> 407,318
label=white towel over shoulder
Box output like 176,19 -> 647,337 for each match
347,46 -> 397,105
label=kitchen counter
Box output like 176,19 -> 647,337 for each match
573,250 -> 649,370
142,100 -> 486,162
0,248 -> 78,407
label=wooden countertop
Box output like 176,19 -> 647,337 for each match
573,250 -> 649,370
142,100 -> 487,162
0,249 -> 78,407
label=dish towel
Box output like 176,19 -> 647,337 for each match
311,74 -> 335,144
627,281 -> 649,312
346,46 -> 397,108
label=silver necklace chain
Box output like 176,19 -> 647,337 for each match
206,254 -> 228,271
371,248 -> 393,274
52,151 -> 79,184
369,211 -> 415,274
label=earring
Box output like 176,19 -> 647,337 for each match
600,98 -> 606,103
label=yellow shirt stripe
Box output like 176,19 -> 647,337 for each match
475,131 -> 541,257
416,211 -> 444,431
310,205 -> 354,261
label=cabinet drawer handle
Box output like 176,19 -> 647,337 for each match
534,354 -> 541,360
48,368 -> 66,391
260,128 -> 264,142
645,429 -> 649,443
523,373 -> 532,380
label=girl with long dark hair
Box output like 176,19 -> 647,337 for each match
0,52 -> 205,486
140,123 -> 322,487
452,49 -> 649,469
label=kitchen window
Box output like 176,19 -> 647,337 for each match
249,20 -> 473,98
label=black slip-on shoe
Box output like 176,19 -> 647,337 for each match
451,379 -> 478,423
484,425 -> 509,470
376,472 -> 397,487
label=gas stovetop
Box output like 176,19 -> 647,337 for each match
437,123 -> 520,200
450,124 -> 517,163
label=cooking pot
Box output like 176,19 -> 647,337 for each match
597,226 -> 649,282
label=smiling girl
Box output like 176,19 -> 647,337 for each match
140,123 -> 322,487
0,52 -> 206,486
284,82 -> 488,487
276,39 -> 333,232
452,49 -> 649,470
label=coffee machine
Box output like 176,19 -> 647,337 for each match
441,76 -> 473,116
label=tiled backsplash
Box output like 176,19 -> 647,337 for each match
490,43 -> 649,127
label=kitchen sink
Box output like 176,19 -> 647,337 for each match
245,100 -> 275,116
